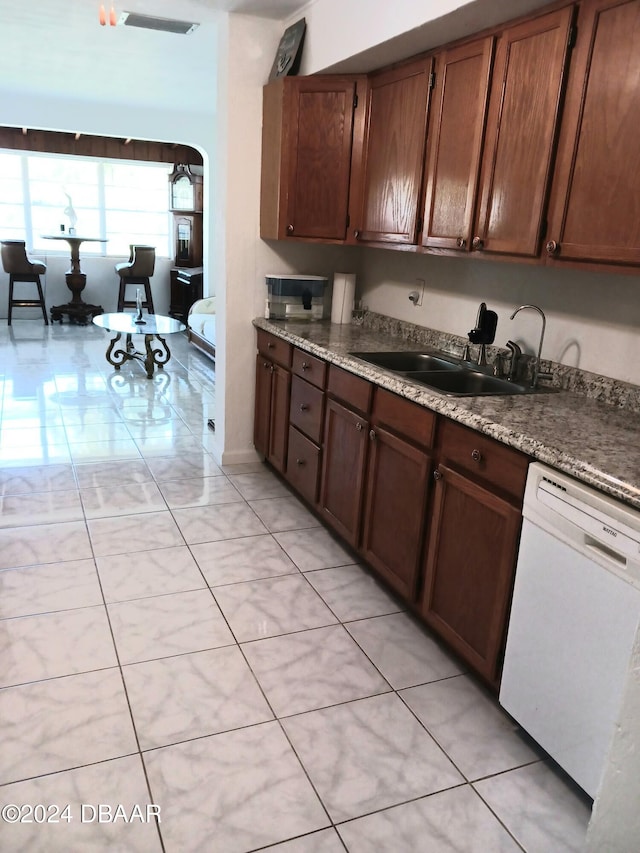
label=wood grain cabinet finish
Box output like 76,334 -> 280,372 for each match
421,419 -> 528,686
289,375 -> 325,445
286,426 -> 321,505
472,6 -> 575,259
421,37 -> 495,252
260,75 -> 364,242
254,332 -> 292,474
545,0 -> 640,266
358,58 -> 434,245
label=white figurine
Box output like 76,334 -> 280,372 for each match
63,192 -> 78,234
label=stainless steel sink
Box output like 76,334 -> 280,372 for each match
404,370 -> 531,396
350,351 -> 461,372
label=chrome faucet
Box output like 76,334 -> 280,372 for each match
509,304 -> 553,389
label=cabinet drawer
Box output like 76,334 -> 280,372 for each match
327,365 -> 372,414
438,419 -> 528,503
292,348 -> 327,389
257,330 -> 292,368
290,375 -> 325,443
287,426 -> 321,505
372,387 -> 436,448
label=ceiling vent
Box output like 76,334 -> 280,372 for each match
118,11 -> 200,35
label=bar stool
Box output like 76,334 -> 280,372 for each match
115,245 -> 156,313
1,240 -> 49,325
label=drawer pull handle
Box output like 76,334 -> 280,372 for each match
301,361 -> 310,370
267,342 -> 275,349
369,429 -> 376,440
287,224 -> 294,234
299,403 -> 309,412
456,237 -> 466,249
472,236 -> 483,250
355,422 -> 363,431
295,458 -> 305,466
471,449 -> 482,462
433,469 -> 442,481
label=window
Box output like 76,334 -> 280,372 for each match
0,151 -> 172,257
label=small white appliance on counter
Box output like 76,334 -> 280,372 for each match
500,462 -> 640,799
265,274 -> 328,321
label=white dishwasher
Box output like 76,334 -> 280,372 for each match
500,462 -> 640,799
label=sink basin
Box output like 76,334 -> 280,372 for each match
351,351 -> 461,372
405,370 -> 531,396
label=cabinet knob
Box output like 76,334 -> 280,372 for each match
299,403 -> 309,412
546,239 -> 559,255
295,458 -> 305,466
355,421 -> 363,431
456,237 -> 467,249
433,469 -> 442,481
354,230 -> 361,240
472,236 -> 483,250
262,361 -> 269,368
301,361 -> 309,371
471,449 -> 482,462
369,429 -> 376,440
267,342 -> 275,349
286,224 -> 294,234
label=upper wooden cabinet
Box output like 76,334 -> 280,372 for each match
421,37 -> 494,252
472,6 -> 575,258
545,0 -> 640,267
260,75 -> 365,242
357,58 -> 434,245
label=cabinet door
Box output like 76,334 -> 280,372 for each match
546,0 -> 640,266
473,7 -> 574,258
421,465 -> 522,685
320,398 -> 368,547
268,363 -> 291,474
254,355 -> 273,459
422,37 -> 494,251
358,58 -> 433,244
361,425 -> 431,600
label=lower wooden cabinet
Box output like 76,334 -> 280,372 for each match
286,426 -> 321,505
420,464 -> 523,686
253,332 -> 292,474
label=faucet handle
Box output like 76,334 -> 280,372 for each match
505,340 -> 522,381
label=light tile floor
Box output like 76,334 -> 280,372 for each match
0,320 -> 592,852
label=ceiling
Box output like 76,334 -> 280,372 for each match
203,0 -> 308,18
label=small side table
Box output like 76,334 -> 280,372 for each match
93,312 -> 186,378
42,234 -> 106,324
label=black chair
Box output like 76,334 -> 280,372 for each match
1,240 -> 49,325
115,245 -> 156,313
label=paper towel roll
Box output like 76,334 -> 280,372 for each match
331,273 -> 356,324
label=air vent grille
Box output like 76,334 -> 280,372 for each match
119,12 -> 199,35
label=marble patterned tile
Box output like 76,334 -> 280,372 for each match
401,675 -> 541,781
262,829 -> 345,853
213,574 -> 338,642
171,502 -> 268,545
123,646 -> 273,750
274,528 -> 356,572
0,559 -> 102,619
0,520 -> 93,570
64,421 -> 132,443
0,445 -> 72,466
282,693 -> 463,822
134,434 -> 206,458
304,564 -> 404,621
191,534 -> 299,586
87,511 -> 185,557
0,668 -> 138,785
124,419 -> 193,440
96,545 -> 205,603
61,407 -> 125,426
474,761 -> 592,853
145,453 -> 222,482
227,470 -> 292,500
0,462 -> 76,495
337,785 -> 521,852
248,496 -> 322,532
68,438 -> 142,464
0,755 -> 162,853
158,476 -> 243,509
0,424 -> 68,447
0,489 -> 83,528
108,589 -> 234,664
345,613 -> 464,689
143,722 -> 329,853
1,605 -> 117,688
80,481 -> 168,519
242,624 -> 390,717
220,461 -> 269,475
74,458 -> 153,488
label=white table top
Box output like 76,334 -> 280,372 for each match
93,312 -> 186,335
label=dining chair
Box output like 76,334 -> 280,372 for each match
115,245 -> 156,313
0,240 -> 49,325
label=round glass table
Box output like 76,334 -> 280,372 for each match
93,312 -> 186,378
